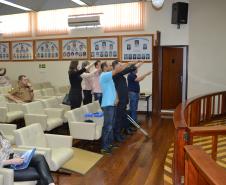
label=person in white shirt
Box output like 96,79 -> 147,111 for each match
81,61 -> 100,105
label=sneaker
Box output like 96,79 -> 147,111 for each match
100,148 -> 112,155
129,127 -> 137,132
114,135 -> 125,143
124,129 -> 133,135
110,143 -> 120,149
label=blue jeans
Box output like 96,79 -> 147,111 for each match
129,91 -> 139,123
94,93 -> 102,105
101,106 -> 116,150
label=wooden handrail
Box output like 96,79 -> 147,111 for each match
188,126 -> 226,136
173,91 -> 226,185
185,145 -> 226,185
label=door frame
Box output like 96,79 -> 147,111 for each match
152,45 -> 189,114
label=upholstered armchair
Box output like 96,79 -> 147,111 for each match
0,123 -> 16,144
0,166 -> 37,185
41,97 -> 70,122
66,106 -> 103,140
0,96 -> 24,123
14,123 -> 73,172
22,101 -> 64,131
41,88 -> 64,103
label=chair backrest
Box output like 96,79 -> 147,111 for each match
14,123 -> 48,147
58,86 -> 69,94
42,88 -> 55,96
22,101 -> 45,114
0,86 -> 12,95
0,95 -> 7,107
86,101 -> 102,113
41,97 -> 59,108
33,90 -> 43,99
33,83 -> 42,90
66,107 -> 87,122
41,82 -> 53,89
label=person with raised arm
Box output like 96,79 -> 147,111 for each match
99,60 -> 129,154
112,61 -> 143,142
68,60 -> 95,109
128,68 -> 152,123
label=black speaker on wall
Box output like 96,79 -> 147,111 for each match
171,2 -> 188,28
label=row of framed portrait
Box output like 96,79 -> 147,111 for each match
0,34 -> 153,62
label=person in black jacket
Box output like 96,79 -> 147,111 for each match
68,60 -> 94,109
112,60 -> 143,142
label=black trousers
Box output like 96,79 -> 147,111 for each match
14,154 -> 54,185
83,90 -> 92,105
69,89 -> 82,109
114,101 -> 128,138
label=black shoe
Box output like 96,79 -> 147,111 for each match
115,135 -> 125,143
124,129 -> 133,135
129,127 -> 137,132
101,148 -> 112,155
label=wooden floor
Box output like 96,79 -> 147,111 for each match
57,114 -> 174,185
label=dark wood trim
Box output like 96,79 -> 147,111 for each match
152,31 -> 162,116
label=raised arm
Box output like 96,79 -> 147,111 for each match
135,71 -> 152,82
112,63 -> 130,76
85,61 -> 95,71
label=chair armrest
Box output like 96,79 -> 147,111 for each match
0,174 -> 3,185
0,107 -> 7,122
0,168 -> 13,185
16,145 -> 52,168
7,103 -> 23,112
0,124 -> 16,135
45,134 -> 73,148
68,121 -> 97,140
45,108 -> 64,118
24,114 -> 48,131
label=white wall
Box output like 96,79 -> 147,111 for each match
188,0 -> 226,97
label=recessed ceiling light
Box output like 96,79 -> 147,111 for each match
0,0 -> 32,11
71,0 -> 87,6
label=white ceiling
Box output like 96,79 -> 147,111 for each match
0,0 -> 140,15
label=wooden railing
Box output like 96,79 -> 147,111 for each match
173,91 -> 226,185
184,145 -> 226,185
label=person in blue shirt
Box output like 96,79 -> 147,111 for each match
127,69 -> 152,123
99,61 -> 128,154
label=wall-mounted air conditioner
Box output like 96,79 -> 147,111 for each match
68,14 -> 101,27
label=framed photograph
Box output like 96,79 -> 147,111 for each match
12,41 -> 33,60
35,40 -> 59,60
122,35 -> 153,62
0,42 -> 10,61
90,37 -> 118,59
62,38 -> 88,59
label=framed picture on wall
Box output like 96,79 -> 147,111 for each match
90,37 -> 118,59
61,38 -> 88,60
11,41 -> 33,61
0,42 -> 10,61
35,40 -> 59,60
122,35 -> 153,62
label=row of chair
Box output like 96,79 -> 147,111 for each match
0,123 -> 74,185
0,101 -> 103,185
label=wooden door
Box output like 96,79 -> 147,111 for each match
161,47 -> 183,110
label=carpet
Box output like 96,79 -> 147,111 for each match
62,148 -> 103,175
